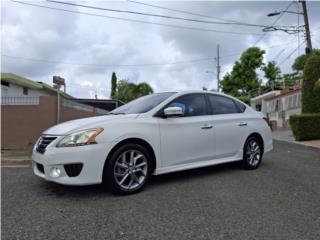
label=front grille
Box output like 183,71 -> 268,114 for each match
64,164 -> 83,177
36,135 -> 57,154
36,163 -> 44,174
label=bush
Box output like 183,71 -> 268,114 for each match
289,114 -> 320,141
302,55 -> 320,113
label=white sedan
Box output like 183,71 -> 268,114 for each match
33,91 -> 273,194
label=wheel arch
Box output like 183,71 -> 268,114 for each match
245,132 -> 264,154
102,138 -> 157,181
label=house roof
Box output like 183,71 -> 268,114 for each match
264,88 -> 301,101
1,73 -> 73,99
74,98 -> 124,111
250,90 -> 281,102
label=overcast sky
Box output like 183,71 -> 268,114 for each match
1,0 -> 320,99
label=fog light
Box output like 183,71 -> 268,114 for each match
50,167 -> 61,178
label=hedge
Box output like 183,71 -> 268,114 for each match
302,54 -> 320,113
289,113 -> 320,141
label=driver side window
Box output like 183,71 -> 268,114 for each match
167,94 -> 207,117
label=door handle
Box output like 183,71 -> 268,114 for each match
201,124 -> 213,129
238,122 -> 247,126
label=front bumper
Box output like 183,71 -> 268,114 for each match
32,141 -> 113,186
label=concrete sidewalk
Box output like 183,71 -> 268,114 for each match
1,150 -> 32,167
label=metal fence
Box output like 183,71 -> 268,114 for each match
1,96 -> 40,105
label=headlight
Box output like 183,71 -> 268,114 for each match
56,128 -> 103,147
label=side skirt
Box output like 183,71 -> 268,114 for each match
153,157 -> 243,175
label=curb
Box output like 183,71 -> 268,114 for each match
1,159 -> 32,167
273,139 -> 320,150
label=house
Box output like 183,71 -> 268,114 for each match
1,73 -> 72,100
251,88 -> 302,129
250,90 -> 281,117
75,98 -> 124,112
264,88 -> 301,128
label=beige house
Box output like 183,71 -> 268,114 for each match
250,90 -> 281,116
251,88 -> 302,129
264,89 -> 301,128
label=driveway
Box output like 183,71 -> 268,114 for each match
1,140 -> 320,240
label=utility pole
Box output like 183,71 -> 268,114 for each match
216,44 -> 221,92
267,1 -> 313,55
300,0 -> 312,54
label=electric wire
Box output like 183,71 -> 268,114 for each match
254,1 -> 295,46
10,0 -> 288,37
48,0 -> 295,29
1,54 -> 216,67
277,40 -> 306,67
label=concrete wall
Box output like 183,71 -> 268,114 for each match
1,83 -> 50,97
1,96 -> 103,149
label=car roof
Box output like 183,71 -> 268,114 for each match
156,90 -> 231,98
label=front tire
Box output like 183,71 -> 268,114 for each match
104,143 -> 151,195
242,137 -> 263,170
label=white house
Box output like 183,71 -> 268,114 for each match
250,90 -> 281,117
264,89 -> 301,128
1,73 -> 72,105
251,88 -> 302,129
1,73 -> 70,97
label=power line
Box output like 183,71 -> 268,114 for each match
1,54 -> 216,67
220,39 -> 299,60
254,1 -> 295,46
128,0 -> 261,26
273,47 -> 287,61
48,0 -> 290,29
10,0 -> 287,37
3,38 -> 299,68
277,40 -> 306,67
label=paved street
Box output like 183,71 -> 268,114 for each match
2,141 -> 320,240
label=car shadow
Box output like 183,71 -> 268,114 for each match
150,161 -> 242,186
38,161 -> 244,198
39,181 -> 111,198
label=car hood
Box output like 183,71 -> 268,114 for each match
43,114 -> 139,135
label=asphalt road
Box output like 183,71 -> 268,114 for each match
2,141 -> 320,240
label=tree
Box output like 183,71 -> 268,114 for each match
302,54 -> 320,113
282,72 -> 302,89
220,47 -> 265,97
117,80 -> 154,103
289,54 -> 320,141
110,72 -> 117,99
262,61 -> 281,89
292,49 -> 320,72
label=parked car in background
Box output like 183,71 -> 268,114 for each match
32,90 -> 273,194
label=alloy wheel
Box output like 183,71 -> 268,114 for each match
246,140 -> 261,167
114,150 -> 148,190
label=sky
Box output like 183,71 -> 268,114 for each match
1,0 -> 320,99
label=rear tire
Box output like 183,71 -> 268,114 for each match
242,136 -> 263,170
104,143 -> 151,195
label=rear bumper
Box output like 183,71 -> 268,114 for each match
32,142 -> 113,186
265,139 -> 273,153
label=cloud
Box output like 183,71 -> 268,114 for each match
1,0 -> 320,98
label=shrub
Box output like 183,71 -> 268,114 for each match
302,55 -> 320,113
289,113 -> 320,141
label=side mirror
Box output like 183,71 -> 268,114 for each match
163,106 -> 184,117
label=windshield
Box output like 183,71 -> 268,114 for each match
110,92 -> 176,114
